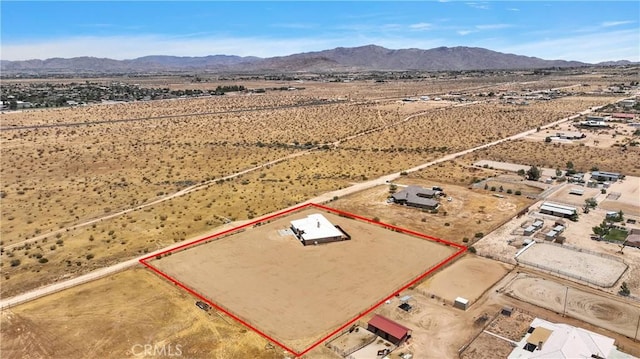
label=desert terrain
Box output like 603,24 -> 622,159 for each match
2,70 -> 639,358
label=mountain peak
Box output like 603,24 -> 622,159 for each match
1,45 -> 597,74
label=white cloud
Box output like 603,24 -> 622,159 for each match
466,2 -> 489,10
457,30 -> 477,36
475,24 -> 513,30
601,20 -> 634,27
409,22 -> 432,30
508,8 -> 519,11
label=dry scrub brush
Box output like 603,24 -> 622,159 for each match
468,140 -> 640,176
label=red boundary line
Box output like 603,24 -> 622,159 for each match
140,202 -> 466,357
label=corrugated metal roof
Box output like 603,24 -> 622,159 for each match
368,314 -> 410,340
541,205 -> 575,216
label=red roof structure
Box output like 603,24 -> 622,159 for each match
368,314 -> 410,341
612,113 -> 635,119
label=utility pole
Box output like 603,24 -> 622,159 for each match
635,314 -> 639,341
562,286 -> 569,317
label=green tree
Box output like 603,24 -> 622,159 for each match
619,282 -> 630,296
585,198 -> 598,209
526,166 -> 541,181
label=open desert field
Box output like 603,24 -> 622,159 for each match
0,268 -> 281,359
150,206 -> 460,353
330,177 -> 535,244
3,80 -> 620,300
468,138 -> 640,176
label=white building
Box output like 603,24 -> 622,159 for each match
290,213 -> 350,246
509,318 -> 634,358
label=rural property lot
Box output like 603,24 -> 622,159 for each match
418,255 -> 512,303
148,204 -> 461,354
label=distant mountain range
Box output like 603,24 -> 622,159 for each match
1,45 -> 635,74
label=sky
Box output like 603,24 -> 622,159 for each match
1,1 -> 639,63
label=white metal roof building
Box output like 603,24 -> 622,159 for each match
290,213 -> 349,245
508,318 -> 634,359
540,202 -> 577,218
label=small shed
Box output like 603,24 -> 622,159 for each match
399,295 -> 412,303
569,188 -> 584,196
545,230 -> 558,241
532,220 -> 544,229
524,225 -> 537,236
501,306 -> 514,316
453,297 -> 469,310
553,225 -> 565,234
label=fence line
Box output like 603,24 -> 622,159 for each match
516,257 -> 626,288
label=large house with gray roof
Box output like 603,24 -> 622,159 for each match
391,185 -> 440,210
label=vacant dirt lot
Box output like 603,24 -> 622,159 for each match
0,268 -> 280,359
418,255 -> 512,303
546,185 -> 603,207
504,273 -> 640,338
599,175 -> 640,216
151,207 -> 459,353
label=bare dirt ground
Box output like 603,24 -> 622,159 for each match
330,178 -> 535,244
0,268 -> 282,359
546,185 -> 603,207
503,272 -> 640,339
599,175 -> 640,216
516,242 -> 628,287
418,255 -> 512,303
152,207 -> 457,353
460,331 -> 515,359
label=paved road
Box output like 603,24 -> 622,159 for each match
0,97 -> 622,309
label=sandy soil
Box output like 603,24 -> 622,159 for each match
0,268 -> 280,359
516,242 -> 628,287
418,255 -> 512,303
504,273 -> 640,338
600,175 -> 640,216
460,332 -> 516,359
546,185 -> 603,207
152,207 -> 458,352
